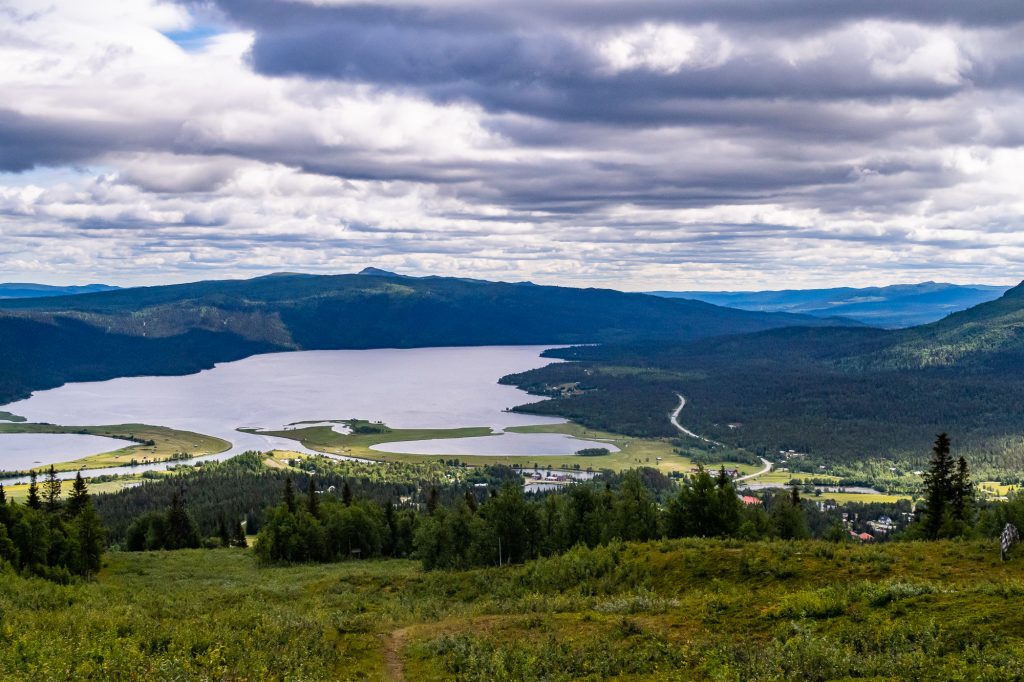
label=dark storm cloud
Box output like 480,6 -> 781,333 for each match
196,0 -> 993,128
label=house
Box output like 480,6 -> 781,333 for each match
740,495 -> 762,506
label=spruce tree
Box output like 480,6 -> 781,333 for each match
770,486 -> 809,540
26,471 -> 41,510
71,500 -> 105,576
921,433 -> 955,539
0,482 -> 5,505
426,487 -> 439,515
950,456 -> 974,526
218,516 -> 230,547
307,478 -> 320,517
165,491 -> 199,549
232,520 -> 248,548
283,477 -> 296,513
66,472 -> 89,517
44,465 -> 62,512
342,480 -> 353,507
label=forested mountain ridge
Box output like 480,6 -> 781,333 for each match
503,280 -> 1024,475
865,281 -> 1024,369
0,283 -> 119,299
652,282 -> 1009,328
0,270 -> 854,405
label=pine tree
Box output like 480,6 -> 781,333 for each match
44,465 -> 62,512
342,481 -> 353,507
231,520 -> 248,548
770,486 -> 809,540
464,489 -> 477,513
283,477 -> 296,513
713,467 -> 742,537
218,516 -> 231,547
950,456 -> 974,525
307,478 -> 320,517
66,472 -> 89,517
26,471 -> 41,510
71,501 -> 105,576
921,433 -> 955,539
165,491 -> 199,549
0,482 -> 6,505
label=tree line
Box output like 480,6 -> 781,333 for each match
253,467 -> 818,570
0,467 -> 105,581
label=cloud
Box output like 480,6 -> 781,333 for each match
0,0 -> 1023,289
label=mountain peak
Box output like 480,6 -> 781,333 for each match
358,267 -> 402,278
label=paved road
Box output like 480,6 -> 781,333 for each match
669,393 -> 772,480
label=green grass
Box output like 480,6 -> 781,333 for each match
4,475 -> 147,502
256,420 -> 760,475
4,539 -> 1024,680
0,410 -> 26,422
0,423 -> 230,473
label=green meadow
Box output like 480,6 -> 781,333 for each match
3,538 -> 1024,680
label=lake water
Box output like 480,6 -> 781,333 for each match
0,346 -> 609,476
0,433 -> 130,471
371,431 -> 618,456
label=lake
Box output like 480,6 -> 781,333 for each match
0,433 -> 131,471
0,346 -> 612,475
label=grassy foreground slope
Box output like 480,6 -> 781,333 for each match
3,540 -> 1024,680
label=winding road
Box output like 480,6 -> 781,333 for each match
669,393 -> 772,481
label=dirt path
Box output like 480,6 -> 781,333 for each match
382,627 -> 410,681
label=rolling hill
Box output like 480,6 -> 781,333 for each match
0,269 -> 853,405
0,282 -> 118,299
650,282 -> 1009,328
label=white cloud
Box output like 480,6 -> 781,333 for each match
0,0 -> 1022,289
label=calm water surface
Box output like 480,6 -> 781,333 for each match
1,346 -> 609,475
0,433 -> 130,471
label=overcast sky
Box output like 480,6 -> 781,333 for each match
1,0 -> 1023,290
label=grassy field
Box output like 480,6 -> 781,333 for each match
0,410 -> 26,422
0,423 -> 230,473
256,420 -> 760,475
3,539 -> 1024,680
3,474 -> 147,502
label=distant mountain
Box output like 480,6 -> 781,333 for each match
0,271 -> 856,405
0,283 -> 119,299
649,282 -> 1009,328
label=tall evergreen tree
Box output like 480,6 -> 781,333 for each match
283,477 -> 296,514
342,481 -> 353,507
26,471 -> 41,510
0,482 -> 6,505
70,500 -> 105,576
66,472 -> 89,517
218,516 -> 231,547
950,456 -> 973,524
165,491 -> 200,549
426,487 -> 439,515
232,520 -> 248,548
44,465 -> 62,512
921,433 -> 955,539
307,478 -> 320,517
770,487 -> 809,540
